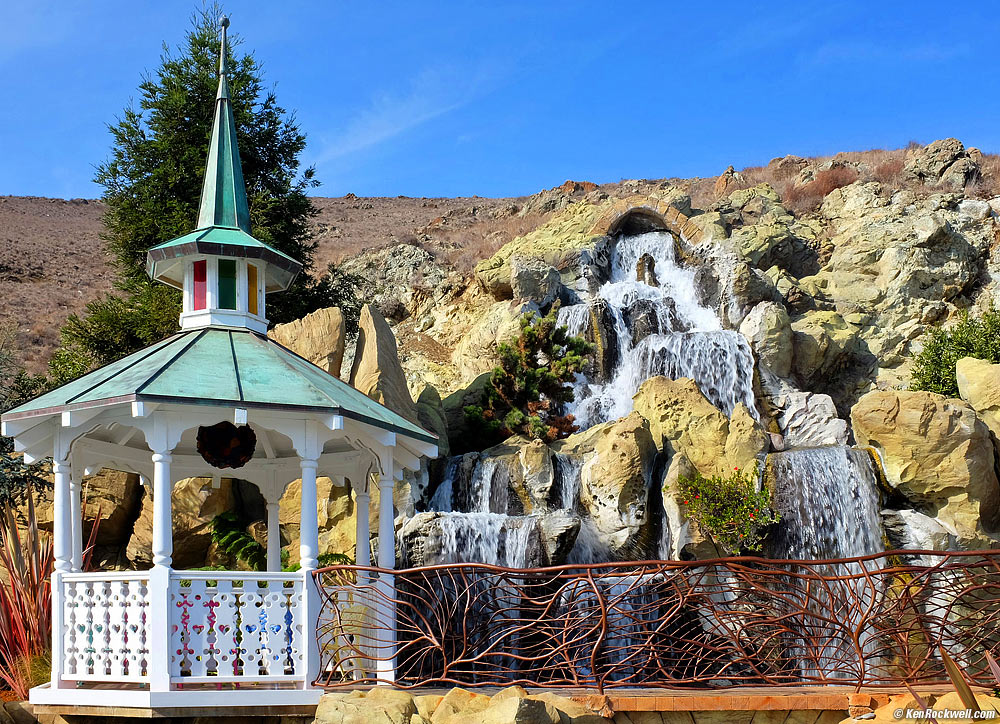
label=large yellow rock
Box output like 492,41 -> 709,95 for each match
554,412 -> 656,554
126,477 -> 235,568
315,687 -> 419,724
632,376 -> 767,477
26,467 -> 141,546
451,299 -> 538,382
279,476 -> 356,563
350,304 -> 419,424
956,356 -> 1000,443
851,390 -> 1000,547
269,306 -> 346,377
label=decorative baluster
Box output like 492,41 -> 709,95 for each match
240,579 -> 266,677
213,577 -> 238,678
64,580 -> 78,678
288,581 -> 304,676
260,580 -> 285,676
189,579 -> 208,678
82,580 -> 97,676
107,579 -> 126,678
136,577 -> 150,678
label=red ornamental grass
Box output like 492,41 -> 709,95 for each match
0,486 -> 101,699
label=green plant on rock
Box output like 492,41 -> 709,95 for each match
210,511 -> 266,571
465,304 -> 592,445
281,549 -> 354,572
678,463 -> 780,555
910,308 -> 1000,397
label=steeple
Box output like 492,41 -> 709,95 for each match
197,16 -> 251,233
145,16 -> 302,334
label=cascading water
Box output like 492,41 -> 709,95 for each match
559,231 -> 756,429
765,445 -> 885,678
767,446 -> 884,560
421,456 -> 540,567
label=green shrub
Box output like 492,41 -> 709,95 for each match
465,304 -> 592,445
910,309 -> 1000,397
678,464 -> 780,555
210,511 -> 265,571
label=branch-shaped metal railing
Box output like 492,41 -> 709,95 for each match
313,551 -> 1000,692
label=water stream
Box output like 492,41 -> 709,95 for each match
558,231 -> 756,428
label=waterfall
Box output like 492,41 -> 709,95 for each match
767,446 -> 884,560
559,231 -> 756,428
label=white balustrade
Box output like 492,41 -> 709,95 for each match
168,571 -> 305,684
61,572 -> 151,682
57,570 -> 308,688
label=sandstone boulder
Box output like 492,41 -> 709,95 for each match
416,384 -> 450,458
903,138 -> 981,189
474,201 -> 607,300
280,475 -> 355,563
851,390 -> 1000,547
509,255 -> 562,306
126,477 -> 235,568
791,311 -> 859,385
350,304 -> 419,424
27,468 -> 142,547
269,306 -> 346,377
956,356 -> 1000,446
631,376 -> 767,477
452,300 -> 538,382
315,687 -> 420,724
759,370 -> 848,447
739,301 -> 792,377
552,412 -> 656,555
882,508 -> 959,553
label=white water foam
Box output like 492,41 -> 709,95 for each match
559,231 -> 755,428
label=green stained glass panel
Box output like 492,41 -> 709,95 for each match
218,259 -> 237,309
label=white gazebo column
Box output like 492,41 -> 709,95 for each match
151,452 -> 174,568
51,456 -> 72,689
265,496 -> 282,572
353,476 -> 371,585
52,458 -> 72,573
70,475 -> 83,572
299,458 -> 320,571
375,452 -> 396,682
148,450 -> 173,693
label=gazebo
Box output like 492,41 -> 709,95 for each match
1,17 -> 436,710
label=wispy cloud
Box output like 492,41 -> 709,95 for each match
806,40 -> 971,67
312,64 -> 500,165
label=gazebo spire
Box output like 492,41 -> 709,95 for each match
197,14 -> 251,233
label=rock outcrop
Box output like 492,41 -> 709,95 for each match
739,301 -> 792,377
451,300 -> 538,382
552,412 -> 656,555
509,255 -> 562,306
279,475 -> 355,563
851,390 -> 1000,548
269,306 -> 346,377
956,356 -> 1000,447
350,304 -> 420,423
903,137 -> 982,189
631,376 -> 767,478
126,477 -> 235,568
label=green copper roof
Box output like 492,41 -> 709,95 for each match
198,16 -> 250,233
146,226 -> 301,291
145,16 -> 302,292
2,329 -> 436,445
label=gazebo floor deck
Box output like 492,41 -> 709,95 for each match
31,684 -> 976,719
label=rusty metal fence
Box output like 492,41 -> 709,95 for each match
313,551 -> 1000,691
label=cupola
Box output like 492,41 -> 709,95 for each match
144,16 -> 301,334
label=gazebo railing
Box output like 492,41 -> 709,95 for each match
55,569 -> 308,688
313,551 -> 1000,692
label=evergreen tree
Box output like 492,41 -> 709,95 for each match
52,5 -> 337,379
465,305 -> 592,444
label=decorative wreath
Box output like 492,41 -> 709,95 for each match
196,421 -> 257,469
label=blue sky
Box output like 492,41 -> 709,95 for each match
1,1 -> 998,199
